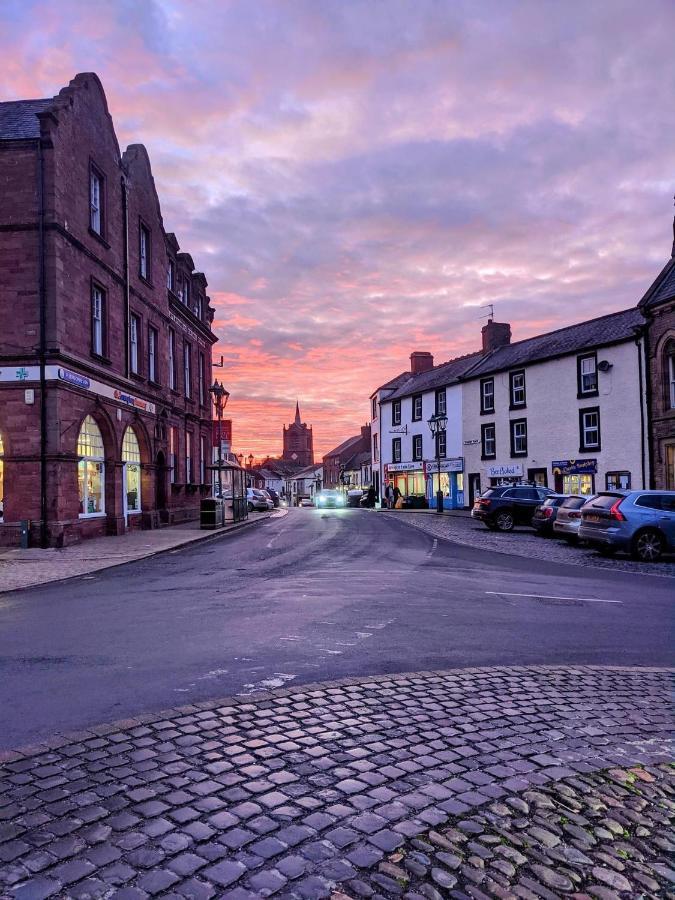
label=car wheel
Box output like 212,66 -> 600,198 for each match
495,511 -> 514,532
632,529 -> 664,563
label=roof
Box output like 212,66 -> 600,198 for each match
466,307 -> 645,379
371,371 -> 409,397
639,256 -> 675,310
324,434 -> 363,459
387,352 -> 482,401
0,98 -> 52,140
344,449 -> 371,469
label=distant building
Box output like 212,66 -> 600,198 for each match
288,463 -> 323,504
282,402 -> 314,466
323,426 -> 371,488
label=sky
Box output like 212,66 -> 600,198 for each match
2,0 -> 674,459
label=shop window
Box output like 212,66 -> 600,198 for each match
122,427 -> 142,514
392,437 -> 401,463
577,353 -> 598,397
0,432 -> 4,522
606,471 -> 631,490
480,378 -> 495,414
77,416 -> 105,517
510,419 -> 527,457
563,473 -> 594,496
412,394 -> 422,421
579,407 -> 601,451
392,400 -> 401,426
509,370 -> 526,408
481,423 -> 496,459
412,434 -> 423,461
91,284 -> 106,357
435,389 -> 446,416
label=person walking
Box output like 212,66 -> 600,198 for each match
384,483 -> 394,509
367,485 -> 376,508
393,485 -> 402,509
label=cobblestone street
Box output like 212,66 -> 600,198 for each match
1,667 -> 672,899
381,512 -> 675,579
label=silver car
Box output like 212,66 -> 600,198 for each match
579,490 -> 675,562
552,494 -> 592,544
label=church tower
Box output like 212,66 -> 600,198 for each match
282,402 -> 314,466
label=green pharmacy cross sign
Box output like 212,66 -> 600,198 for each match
15,367 -> 29,380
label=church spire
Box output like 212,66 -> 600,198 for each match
294,400 -> 301,425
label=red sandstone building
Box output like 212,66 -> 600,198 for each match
0,73 -> 218,546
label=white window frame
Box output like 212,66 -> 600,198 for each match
200,435 -> 206,484
92,286 -> 104,356
413,434 -> 423,460
184,342 -> 192,398
481,379 -> 495,412
148,327 -> 157,382
392,437 -> 401,463
392,400 -> 401,426
436,389 -> 447,416
167,260 -> 175,291
186,432 -> 193,484
77,416 -> 106,518
139,225 -> 149,280
412,395 -> 422,421
581,409 -> 600,449
90,169 -> 102,234
198,352 -> 205,406
482,425 -> 496,458
510,371 -> 525,407
169,329 -> 176,390
512,419 -> 527,455
130,315 -> 140,374
436,431 -> 447,459
580,355 -> 598,394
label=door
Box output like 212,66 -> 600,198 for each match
528,467 -> 548,487
156,451 -> 167,519
123,462 -> 141,524
468,473 -> 481,507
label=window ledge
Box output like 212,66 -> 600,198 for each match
129,373 -> 145,383
91,353 -> 112,366
480,408 -> 495,416
139,275 -> 154,289
577,391 -> 599,400
88,228 -> 110,249
79,512 -> 106,519
509,404 -> 527,412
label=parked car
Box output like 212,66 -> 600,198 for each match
316,489 -> 346,509
259,489 -> 275,510
265,488 -> 281,508
531,494 -> 568,536
347,489 -> 364,508
472,484 -> 553,531
299,497 -> 314,507
552,495 -> 593,544
579,490 -> 675,561
246,487 -> 270,512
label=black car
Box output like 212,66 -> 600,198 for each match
531,494 -> 568,536
472,484 -> 553,532
265,488 -> 281,508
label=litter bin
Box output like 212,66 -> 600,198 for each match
200,498 -> 224,529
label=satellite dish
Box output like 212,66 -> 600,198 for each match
597,360 -> 613,372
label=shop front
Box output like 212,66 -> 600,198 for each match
384,462 -> 425,501
551,459 -> 597,496
426,458 -> 464,510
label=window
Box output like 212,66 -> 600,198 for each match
168,329 -> 176,390
667,343 -> 675,409
435,388 -> 446,416
148,326 -> 158,383
372,397 -> 377,420
373,434 -> 379,463
412,434 -> 423,461
579,407 -> 601,451
89,166 -> 103,235
509,370 -> 526,408
181,277 -> 190,307
198,352 -> 205,406
184,342 -> 192,398
436,431 -> 446,459
634,494 -> 663,510
194,295 -> 203,319
200,435 -> 207,484
412,395 -> 423,421
481,423 -> 496,459
122,427 -> 142,514
510,419 -> 527,456
167,260 -> 175,292
170,427 -> 178,483
0,432 -> 4,522
91,285 -> 105,356
563,474 -> 594,495
577,353 -> 598,396
392,437 -> 401,463
139,224 -> 150,280
130,314 -> 140,374
392,400 -> 401,426
480,378 -> 495,414
186,432 -> 193,484
606,471 -> 631,490
77,415 -> 105,517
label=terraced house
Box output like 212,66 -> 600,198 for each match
0,73 -> 218,547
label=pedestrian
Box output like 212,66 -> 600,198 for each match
367,485 -> 376,508
393,485 -> 402,509
384,483 -> 394,509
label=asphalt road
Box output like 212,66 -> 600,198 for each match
0,508 -> 672,750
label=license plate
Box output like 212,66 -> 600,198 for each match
585,514 -> 600,523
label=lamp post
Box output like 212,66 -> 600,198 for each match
428,412 -> 448,514
209,380 -> 230,498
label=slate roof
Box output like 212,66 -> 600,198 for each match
324,434 -> 363,459
466,307 -> 645,379
387,352 -> 482,401
0,99 -> 52,140
639,256 -> 675,309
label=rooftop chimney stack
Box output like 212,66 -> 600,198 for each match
481,320 -> 512,354
410,351 -> 434,374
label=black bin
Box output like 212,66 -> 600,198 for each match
200,498 -> 224,529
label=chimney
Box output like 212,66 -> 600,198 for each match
360,424 -> 371,441
410,351 -> 434,374
481,320 -> 511,353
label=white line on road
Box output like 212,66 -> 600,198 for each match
485,591 -> 621,603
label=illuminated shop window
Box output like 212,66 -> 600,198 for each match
77,416 -> 105,517
122,427 -> 142,514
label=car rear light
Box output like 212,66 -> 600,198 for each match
568,510 -> 581,519
479,499 -> 491,507
609,498 -> 626,521
543,507 -> 553,518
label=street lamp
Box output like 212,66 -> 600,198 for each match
428,412 -> 448,515
209,380 -> 230,497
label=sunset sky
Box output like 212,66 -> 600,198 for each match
2,0 -> 674,458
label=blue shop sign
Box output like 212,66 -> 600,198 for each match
552,459 -> 597,475
58,367 -> 91,389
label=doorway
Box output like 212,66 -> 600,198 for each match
156,451 -> 168,522
527,467 -> 548,487
468,473 -> 481,507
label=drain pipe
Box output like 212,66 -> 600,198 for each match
37,139 -> 48,548
634,325 -> 648,490
121,175 -> 130,379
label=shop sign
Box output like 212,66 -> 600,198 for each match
552,459 -> 597,475
114,389 -> 153,412
0,366 -> 39,382
463,439 -> 479,446
487,463 -> 523,478
423,457 -> 464,473
168,312 -> 207,347
385,461 -> 420,473
58,368 -> 91,389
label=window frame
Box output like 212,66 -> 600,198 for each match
412,394 -> 423,422
392,437 -> 402,463
167,259 -> 175,293
412,434 -> 423,461
91,282 -> 106,358
148,325 -> 159,384
183,341 -> 192,399
371,396 -> 377,420
435,388 -> 447,417
89,162 -> 105,238
198,351 -> 206,406
579,406 -> 601,451
667,344 -> 675,410
186,431 -> 194,484
77,415 -> 106,518
509,370 -> 526,409
392,399 -> 401,426
169,426 -> 179,483
480,377 -> 495,414
577,352 -> 599,398
139,222 -> 151,282
606,471 -> 631,490
168,329 -> 177,391
129,313 -> 141,375
510,418 -> 528,457
435,431 -> 447,459
481,423 -> 496,460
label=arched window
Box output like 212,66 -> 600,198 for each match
665,339 -> 675,410
122,427 -> 142,514
77,415 -> 105,516
0,432 -> 4,522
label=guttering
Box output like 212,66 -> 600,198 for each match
636,320 -> 654,489
37,139 -> 48,548
121,175 -> 130,379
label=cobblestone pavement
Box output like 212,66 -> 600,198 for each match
0,667 -> 672,899
381,512 -> 675,578
0,512 -> 278,593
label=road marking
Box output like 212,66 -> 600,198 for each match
485,591 -> 621,604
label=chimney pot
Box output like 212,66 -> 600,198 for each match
481,320 -> 511,353
410,351 -> 434,374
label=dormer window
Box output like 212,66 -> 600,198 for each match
167,260 -> 175,292
182,278 -> 190,307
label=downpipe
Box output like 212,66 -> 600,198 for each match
37,139 -> 48,548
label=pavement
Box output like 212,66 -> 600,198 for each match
0,667 -> 672,899
0,512 -> 278,593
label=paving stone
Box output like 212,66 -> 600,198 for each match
136,868 -> 181,895
202,859 -> 247,887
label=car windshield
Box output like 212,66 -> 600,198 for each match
586,494 -> 623,509
321,491 -> 340,497
561,496 -> 586,509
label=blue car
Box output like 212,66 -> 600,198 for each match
579,490 -> 675,562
